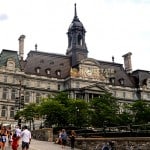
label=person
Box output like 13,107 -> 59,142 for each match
8,132 -> 13,147
12,133 -> 20,150
0,126 -> 7,150
61,129 -> 67,149
69,130 -> 76,149
7,126 -> 12,146
55,130 -> 62,145
15,125 -> 21,137
20,125 -> 31,150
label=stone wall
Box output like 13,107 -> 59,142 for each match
32,129 -> 150,149
32,128 -> 53,142
74,137 -> 150,150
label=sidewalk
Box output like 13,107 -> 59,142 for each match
6,139 -> 81,150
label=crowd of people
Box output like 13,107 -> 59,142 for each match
55,129 -> 76,149
0,124 -> 31,150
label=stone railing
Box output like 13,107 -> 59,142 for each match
31,128 -> 53,142
31,128 -> 150,149
74,137 -> 150,150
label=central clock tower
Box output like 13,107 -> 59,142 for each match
66,4 -> 88,67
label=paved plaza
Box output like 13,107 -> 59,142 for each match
5,139 -> 81,150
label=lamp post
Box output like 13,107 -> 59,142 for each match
15,80 -> 24,128
76,106 -> 79,127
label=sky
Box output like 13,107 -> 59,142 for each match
0,0 -> 150,71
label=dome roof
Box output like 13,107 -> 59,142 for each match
68,4 -> 85,31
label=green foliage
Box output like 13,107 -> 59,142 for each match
131,100 -> 150,124
16,91 -> 150,129
89,93 -> 119,127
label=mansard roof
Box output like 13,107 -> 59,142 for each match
97,60 -> 135,87
23,50 -> 71,78
132,70 -> 150,87
0,49 -> 20,68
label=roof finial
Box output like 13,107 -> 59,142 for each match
74,3 -> 77,18
35,44 -> 37,51
112,56 -> 114,62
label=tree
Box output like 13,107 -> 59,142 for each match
131,100 -> 150,124
67,99 -> 89,127
89,93 -> 119,128
39,97 -> 69,127
14,103 -> 39,130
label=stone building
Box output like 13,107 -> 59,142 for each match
0,4 -> 150,125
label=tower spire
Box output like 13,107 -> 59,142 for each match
74,3 -> 77,18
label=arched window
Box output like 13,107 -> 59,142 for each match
119,78 -> 124,85
78,35 -> 82,45
55,70 -> 61,76
45,69 -> 51,75
35,67 -> 41,74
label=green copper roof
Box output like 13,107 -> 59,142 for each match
0,49 -> 20,68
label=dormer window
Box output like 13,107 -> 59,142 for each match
7,58 -> 15,70
119,78 -> 124,85
56,70 -> 61,76
45,69 -> 51,75
60,63 -> 64,66
49,60 -> 54,65
146,78 -> 150,89
109,77 -> 115,85
35,67 -> 41,74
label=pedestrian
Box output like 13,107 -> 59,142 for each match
61,129 -> 67,149
12,133 -> 20,150
69,130 -> 76,149
20,125 -> 31,150
8,132 -> 13,147
0,126 -> 7,150
15,125 -> 21,137
55,130 -> 62,145
7,126 -> 13,147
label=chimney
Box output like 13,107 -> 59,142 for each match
18,35 -> 25,60
122,52 -> 132,73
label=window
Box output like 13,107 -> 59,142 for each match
2,88 -> 8,99
119,78 -> 124,85
36,93 -> 41,103
10,107 -> 15,118
76,82 -> 80,88
60,63 -> 64,66
109,77 -> 115,85
47,83 -> 51,90
40,59 -> 44,63
35,67 -> 41,74
56,70 -> 61,76
49,60 -> 54,65
46,69 -> 51,75
58,84 -> 60,90
25,91 -> 30,103
11,89 -> 16,100
1,106 -> 6,117
4,75 -> 7,83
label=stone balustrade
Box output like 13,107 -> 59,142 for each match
31,128 -> 150,149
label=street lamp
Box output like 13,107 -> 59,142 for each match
76,106 -> 79,127
15,80 -> 24,128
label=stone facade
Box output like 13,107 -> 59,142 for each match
0,4 -> 150,126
